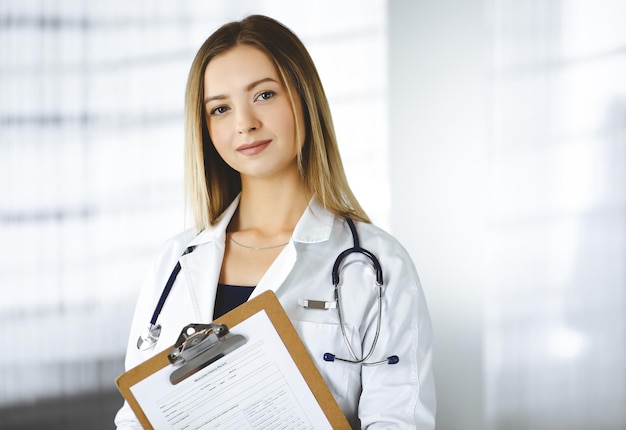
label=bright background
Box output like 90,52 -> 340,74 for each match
1,1 -> 624,429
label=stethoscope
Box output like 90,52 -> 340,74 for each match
137,218 -> 399,366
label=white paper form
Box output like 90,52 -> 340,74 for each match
130,310 -> 333,430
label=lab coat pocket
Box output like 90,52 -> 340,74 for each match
291,319 -> 361,402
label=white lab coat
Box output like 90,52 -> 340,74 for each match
115,197 -> 436,429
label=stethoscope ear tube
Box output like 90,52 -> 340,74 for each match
326,218 -> 397,366
332,219 -> 383,286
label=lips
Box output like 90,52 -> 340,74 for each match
237,139 -> 271,156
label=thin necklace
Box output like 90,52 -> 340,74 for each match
229,234 -> 289,251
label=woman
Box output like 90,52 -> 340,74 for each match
115,14 -> 435,429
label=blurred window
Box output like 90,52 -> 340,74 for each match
0,0 -> 388,406
486,0 -> 626,428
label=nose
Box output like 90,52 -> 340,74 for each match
235,106 -> 260,134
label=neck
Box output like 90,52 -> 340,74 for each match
233,174 -> 311,235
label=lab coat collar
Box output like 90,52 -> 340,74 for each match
292,197 -> 334,244
178,195 -> 335,318
185,194 -> 334,248
249,196 -> 334,299
178,196 -> 239,322
186,195 -> 241,248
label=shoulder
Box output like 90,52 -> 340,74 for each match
151,228 -> 201,267
350,219 -> 421,281
301,202 -> 419,274
354,220 -> 413,257
161,228 -> 200,251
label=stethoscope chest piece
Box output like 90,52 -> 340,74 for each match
137,323 -> 162,351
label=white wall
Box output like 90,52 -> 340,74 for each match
388,1 -> 489,428
389,1 -> 626,429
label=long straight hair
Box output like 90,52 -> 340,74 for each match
184,15 -> 370,229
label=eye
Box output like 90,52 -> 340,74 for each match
256,91 -> 275,102
210,105 -> 229,116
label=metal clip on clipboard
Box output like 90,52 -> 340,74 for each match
167,323 -> 247,385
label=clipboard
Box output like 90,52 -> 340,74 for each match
116,290 -> 351,429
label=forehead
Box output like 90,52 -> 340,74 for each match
204,45 -> 280,93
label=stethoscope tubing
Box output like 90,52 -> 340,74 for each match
149,246 -> 195,326
138,218 -> 397,365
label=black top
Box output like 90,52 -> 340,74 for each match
213,283 -> 256,319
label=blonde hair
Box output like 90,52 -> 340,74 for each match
184,15 -> 370,229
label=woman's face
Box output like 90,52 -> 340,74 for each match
203,44 -> 305,181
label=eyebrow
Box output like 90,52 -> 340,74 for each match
204,77 -> 279,105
